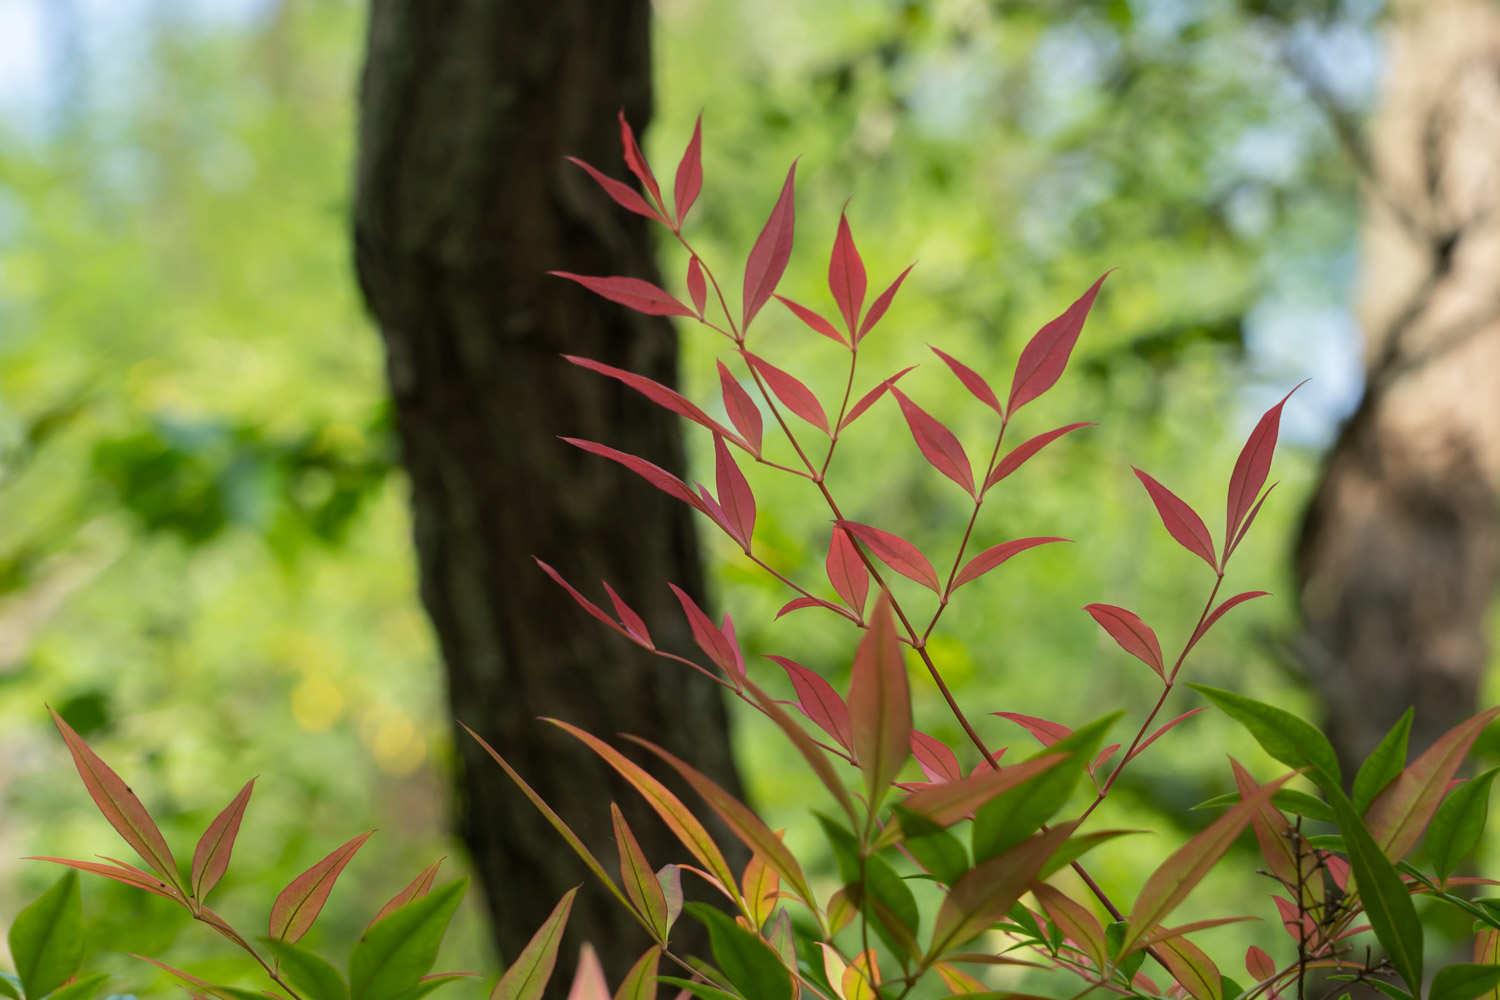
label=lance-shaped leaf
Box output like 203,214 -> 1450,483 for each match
1353,709 -> 1414,814
566,158 -> 662,224
1185,591 -> 1270,654
1227,382 -> 1304,545
985,422 -> 1092,492
840,366 -> 915,431
858,264 -> 914,342
1085,604 -> 1165,678
549,273 -> 693,317
269,831 -> 372,942
899,754 -> 1066,829
742,852 -> 779,928
563,438 -> 705,512
841,521 -> 941,592
1121,768 -> 1294,953
1156,934 -> 1224,1000
769,655 -> 852,752
668,583 -> 745,684
8,871 -> 83,1000
1191,685 -> 1342,791
26,856 -> 178,900
1428,767 -> 1499,883
544,719 -> 738,895
910,730 -> 963,783
995,712 -> 1072,747
711,435 -> 755,548
1328,786 -> 1424,994
686,256 -> 708,316
534,559 -> 646,647
1230,760 -> 1316,908
261,939 -> 348,1000
930,346 -> 1001,414
191,778 -> 254,903
826,525 -> 870,616
743,678 -> 858,823
1032,882 -> 1108,973
1007,272 -> 1109,415
673,115 -> 703,226
1039,828 -> 1143,879
617,111 -> 663,210
1128,709 -> 1207,764
717,361 -> 762,454
491,888 -> 577,1000
601,582 -> 652,649
953,537 -> 1067,593
776,295 -> 846,346
742,162 -> 797,330
891,388 -> 974,495
847,595 -> 912,812
1367,706 -> 1500,861
828,212 -> 867,334
49,706 -> 180,890
565,356 -> 741,444
929,824 -> 1075,957
567,946 -> 612,1000
1134,469 -> 1218,572
1432,965 -> 1500,1000
610,804 -> 669,939
614,948 -> 661,1000
745,352 -> 828,433
370,858 -> 445,930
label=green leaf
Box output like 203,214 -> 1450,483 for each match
0,972 -> 22,999
45,974 -> 112,1000
614,948 -> 662,1000
385,973 -> 472,1000
8,871 -> 84,999
1191,685 -> 1340,790
489,887 -> 578,1000
1430,965 -> 1500,1000
1353,709 -> 1412,813
263,939 -> 349,1000
348,880 -> 465,1000
1427,768 -> 1499,883
1039,828 -> 1143,879
1327,787 -> 1423,994
893,810 -> 968,885
657,977 -> 741,1000
685,903 -> 793,1000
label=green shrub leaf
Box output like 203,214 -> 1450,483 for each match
8,871 -> 84,999
685,903 -> 793,1000
1327,787 -> 1423,994
0,973 -> 21,1000
488,886 -> 577,1000
1427,767 -> 1499,883
263,939 -> 348,1000
349,879 -> 465,1000
1191,685 -> 1341,790
1430,964 -> 1500,1000
1353,709 -> 1412,813
45,974 -> 112,1000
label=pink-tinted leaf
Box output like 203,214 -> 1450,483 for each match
841,521 -> 941,592
932,824 -> 1075,954
857,264 -> 913,342
1230,760 -> 1311,905
826,525 -> 871,616
1128,709 -> 1207,763
565,355 -> 741,443
1007,272 -> 1109,414
535,558 -> 636,642
985,422 -> 1092,492
191,779 -> 254,902
840,366 -> 916,431
742,162 -> 797,330
562,438 -> 705,512
717,361 -> 762,454
828,212 -> 867,334
891,387 -> 974,495
492,887 -> 578,1000
742,678 -> 858,823
269,831 -> 372,942
1227,382 -> 1305,545
775,295 -> 846,346
610,804 -> 669,939
550,272 -> 694,318
742,852 -> 779,929
910,731 -> 963,784
719,614 -> 747,682
769,655 -> 852,751
696,482 -> 737,541
566,158 -> 664,224
617,111 -> 663,212
1156,933 -> 1224,1000
1366,706 -> 1500,860
601,582 -> 653,648
49,707 -> 180,889
1245,945 -> 1276,982
847,594 -> 913,809
745,352 -> 828,433
994,712 -> 1073,748
900,754 -> 1065,829
775,596 -> 838,619
712,435 -> 755,548
1226,482 -> 1278,560
1092,744 -> 1121,776
567,945 -> 611,1000
930,347 -> 1001,414
1134,468 -> 1218,572
673,115 -> 703,227
27,856 -> 178,901
1032,882 -> 1109,973
1084,604 -> 1166,678
667,583 -> 744,684
686,257 -> 707,316
1186,591 -> 1270,653
951,537 -> 1067,592
369,858 -> 444,930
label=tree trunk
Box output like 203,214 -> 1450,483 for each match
1295,0 -> 1500,777
352,0 -> 743,976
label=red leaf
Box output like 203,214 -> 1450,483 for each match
617,111 -> 664,213
840,366 -> 915,431
847,594 -> 913,807
28,856 -> 178,901
1084,604 -> 1165,678
1226,482 -> 1278,560
857,264 -> 913,342
775,596 -> 847,620
891,387 -> 974,495
742,162 -> 797,330
601,581 -> 654,648
686,257 -> 707,316
775,295 -> 847,346
565,356 -> 740,443
269,831 -> 372,942
712,435 -> 755,548
535,558 -> 636,642
841,521 -> 941,593
1127,709 -> 1206,763
1245,945 -> 1276,982
668,583 -> 744,684
828,211 -> 867,334
191,779 -> 254,902
995,712 -> 1072,748
1007,272 -> 1110,415
930,347 -> 1001,414
984,422 -> 1092,492
1134,468 -> 1219,572
826,525 -> 870,616
900,754 -> 1067,828
566,158 -> 663,224
746,352 -> 828,433
1092,744 -> 1121,776
1185,591 -> 1269,653
562,438 -> 704,512
550,272 -> 694,318
910,731 -> 963,784
717,361 -> 763,454
673,114 -> 703,227
1227,382 -> 1305,546
770,655 -> 853,752
951,537 -> 1067,592
369,858 -> 444,930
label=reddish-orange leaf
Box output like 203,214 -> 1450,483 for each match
828,212 -> 867,334
717,361 -> 762,454
857,264 -> 914,342
1127,709 -> 1207,763
775,295 -> 847,346
673,115 -> 703,227
841,521 -> 941,592
826,525 -> 871,616
995,712 -> 1072,747
900,755 -> 1066,828
49,706 -> 180,890
566,157 -> 663,224
369,857 -> 444,930
1032,882 -> 1109,972
774,595 -> 850,621
1225,481 -> 1278,560
742,162 -> 797,330
1156,933 -> 1224,1000
840,366 -> 916,431
667,583 -> 744,684
743,678 -> 858,824
741,852 -> 780,929
535,559 -> 637,643
191,778 -> 254,902
600,581 -> 653,648
28,856 -> 179,901
1230,760 -> 1308,902
562,438 -> 705,512
952,537 -> 1067,592
769,655 -> 852,752
617,111 -> 664,213
1084,604 -> 1165,678
1007,272 -> 1109,414
1134,468 -> 1218,572
565,356 -> 741,444
686,256 -> 707,316
985,422 -> 1092,492
1227,382 -> 1305,546
847,594 -> 913,811
930,347 -> 1001,414
269,831 -> 372,942
745,352 -> 828,434
910,731 -> 962,784
1185,591 -> 1270,654
610,804 -> 669,939
931,824 -> 1076,956
891,387 -> 974,495
1245,945 -> 1276,982
712,435 -> 755,548
550,272 -> 693,317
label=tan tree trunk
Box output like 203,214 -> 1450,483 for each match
1295,0 -> 1500,776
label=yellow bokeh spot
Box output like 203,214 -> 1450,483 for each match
291,673 -> 345,733
366,711 -> 425,776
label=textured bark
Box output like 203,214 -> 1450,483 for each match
352,1 -> 743,976
1295,0 -> 1500,777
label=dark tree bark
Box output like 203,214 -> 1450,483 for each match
352,0 -> 743,975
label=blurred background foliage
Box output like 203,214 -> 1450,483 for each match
2,0 -> 1466,993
